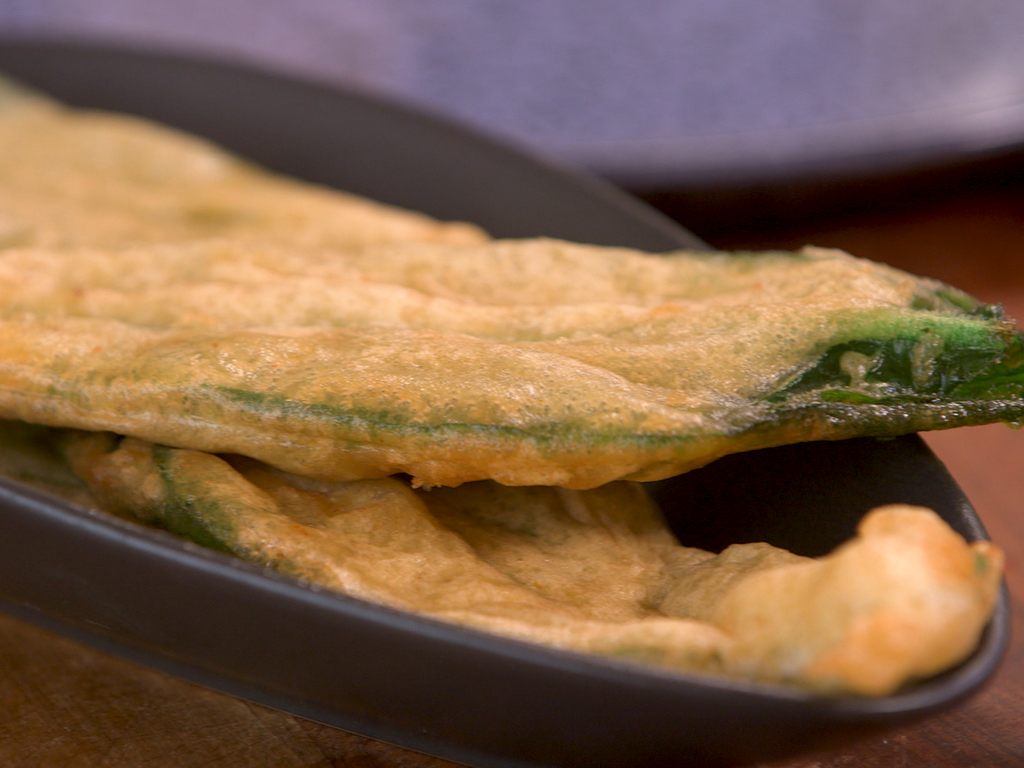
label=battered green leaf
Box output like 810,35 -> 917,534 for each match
0,76 -> 1021,487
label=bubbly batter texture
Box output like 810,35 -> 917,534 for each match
0,421 -> 1001,696
0,78 -> 1009,694
2,78 -> 1024,488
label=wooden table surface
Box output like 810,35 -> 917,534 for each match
3,182 -> 1024,767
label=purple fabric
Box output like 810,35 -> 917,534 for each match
2,1 -> 1024,187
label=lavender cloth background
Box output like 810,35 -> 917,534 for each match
2,1 -> 1024,188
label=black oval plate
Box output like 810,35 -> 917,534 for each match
0,39 -> 1010,768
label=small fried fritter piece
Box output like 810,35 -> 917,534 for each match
709,505 -> 1003,695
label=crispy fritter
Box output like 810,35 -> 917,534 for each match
1,78 -> 1023,487
53,428 -> 1001,695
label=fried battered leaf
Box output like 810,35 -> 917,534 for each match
59,430 -> 731,672
0,242 -> 1021,488
0,76 -> 485,251
1,76 -> 1022,487
57,430 -> 1003,695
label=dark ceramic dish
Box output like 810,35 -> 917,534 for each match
0,40 -> 1010,768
